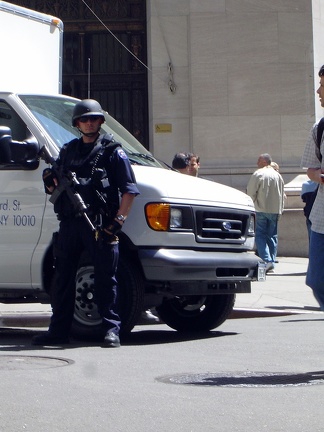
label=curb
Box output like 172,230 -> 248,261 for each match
0,313 -> 51,328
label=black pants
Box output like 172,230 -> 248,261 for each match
49,217 -> 120,337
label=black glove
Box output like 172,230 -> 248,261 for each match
102,220 -> 122,243
42,168 -> 56,194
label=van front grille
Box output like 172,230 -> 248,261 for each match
195,209 -> 250,244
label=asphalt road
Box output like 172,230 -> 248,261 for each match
1,257 -> 324,432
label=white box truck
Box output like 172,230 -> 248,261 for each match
0,1 -> 265,338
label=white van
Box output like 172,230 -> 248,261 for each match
0,93 -> 265,337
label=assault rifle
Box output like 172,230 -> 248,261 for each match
39,145 -> 96,232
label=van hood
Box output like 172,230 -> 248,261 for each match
132,166 -> 254,210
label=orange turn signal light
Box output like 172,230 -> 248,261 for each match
145,203 -> 170,231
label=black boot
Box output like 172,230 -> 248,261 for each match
103,331 -> 120,348
32,332 -> 70,346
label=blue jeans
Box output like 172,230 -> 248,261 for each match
306,230 -> 324,310
255,212 -> 279,264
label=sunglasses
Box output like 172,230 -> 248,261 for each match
78,115 -> 101,123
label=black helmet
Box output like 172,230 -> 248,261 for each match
72,99 -> 105,126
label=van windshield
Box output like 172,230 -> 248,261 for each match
19,94 -> 165,168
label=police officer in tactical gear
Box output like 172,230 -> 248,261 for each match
32,99 -> 139,347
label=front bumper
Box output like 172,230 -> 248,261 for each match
139,249 -> 265,295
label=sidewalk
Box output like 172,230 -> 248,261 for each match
0,257 -> 321,327
234,256 -> 321,315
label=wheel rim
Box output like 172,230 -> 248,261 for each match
74,266 -> 102,327
171,296 -> 208,316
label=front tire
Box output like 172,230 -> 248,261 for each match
71,255 -> 144,339
156,294 -> 235,332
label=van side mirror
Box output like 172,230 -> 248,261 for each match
0,126 -> 13,163
0,125 -> 40,168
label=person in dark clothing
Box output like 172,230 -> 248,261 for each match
32,99 -> 139,347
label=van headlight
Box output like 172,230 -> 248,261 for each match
248,214 -> 255,236
145,203 -> 193,231
170,208 -> 182,228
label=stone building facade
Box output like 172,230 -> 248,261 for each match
146,0 -> 324,257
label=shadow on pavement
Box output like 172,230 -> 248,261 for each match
0,326 -> 238,351
121,329 -> 237,346
281,317 -> 324,323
